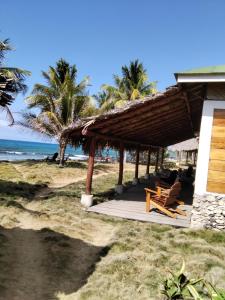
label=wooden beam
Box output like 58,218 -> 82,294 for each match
111,107 -> 187,137
135,147 -> 140,179
100,99 -> 185,135
122,114 -> 188,139
118,142 -> 124,185
82,129 -> 159,149
146,149 -> 151,175
182,92 -> 194,134
86,137 -> 96,195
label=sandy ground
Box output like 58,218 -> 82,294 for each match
0,175 -> 116,300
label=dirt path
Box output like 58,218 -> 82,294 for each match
48,169 -> 118,188
0,171 -> 117,300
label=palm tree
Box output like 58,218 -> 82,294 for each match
0,39 -> 30,124
96,59 -> 156,111
21,59 -> 97,166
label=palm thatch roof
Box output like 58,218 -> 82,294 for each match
68,82 -> 206,152
168,138 -> 198,152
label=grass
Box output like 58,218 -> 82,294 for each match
0,160 -> 225,299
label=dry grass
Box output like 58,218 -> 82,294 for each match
0,161 -> 225,300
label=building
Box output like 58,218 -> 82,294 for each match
176,65 -> 225,229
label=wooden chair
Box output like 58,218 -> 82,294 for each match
145,181 -> 186,219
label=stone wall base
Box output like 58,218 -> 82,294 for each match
191,193 -> 225,230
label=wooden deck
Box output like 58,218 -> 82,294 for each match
88,181 -> 192,227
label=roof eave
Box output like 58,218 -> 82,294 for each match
175,73 -> 225,83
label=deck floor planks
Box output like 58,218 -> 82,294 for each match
88,199 -> 191,228
88,180 -> 192,227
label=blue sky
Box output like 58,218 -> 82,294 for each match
1,0 -> 225,141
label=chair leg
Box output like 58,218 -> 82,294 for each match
151,200 -> 177,218
176,199 -> 185,205
175,207 -> 187,217
146,192 -> 150,212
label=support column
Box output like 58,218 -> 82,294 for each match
133,147 -> 140,185
186,151 -> 189,165
145,149 -> 151,179
81,137 -> 96,207
194,150 -> 197,166
155,148 -> 160,172
160,147 -> 165,168
115,142 -> 124,194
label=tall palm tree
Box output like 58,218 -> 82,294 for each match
0,39 -> 30,124
21,59 -> 97,166
96,59 -> 156,111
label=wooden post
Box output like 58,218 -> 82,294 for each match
118,142 -> 124,185
86,137 -> 96,195
160,147 -> 165,168
135,147 -> 140,180
146,149 -> 151,175
155,148 -> 159,172
186,151 -> 188,165
194,150 -> 197,166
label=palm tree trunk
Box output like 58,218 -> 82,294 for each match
59,138 -> 67,167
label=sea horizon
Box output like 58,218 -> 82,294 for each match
0,138 -> 83,161
0,138 -> 117,161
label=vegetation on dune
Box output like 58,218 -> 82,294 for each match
94,59 -> 157,112
20,59 -> 97,166
0,39 -> 30,124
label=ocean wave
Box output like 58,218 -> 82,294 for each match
0,150 -> 44,156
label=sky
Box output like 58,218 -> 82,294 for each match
0,0 -> 225,142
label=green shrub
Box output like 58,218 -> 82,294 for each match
162,261 -> 225,300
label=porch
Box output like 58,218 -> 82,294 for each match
88,179 -> 192,228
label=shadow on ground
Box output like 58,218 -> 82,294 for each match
0,226 -> 110,300
0,179 -> 47,201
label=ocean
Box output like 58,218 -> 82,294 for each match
0,139 -> 118,161
0,139 -> 175,162
0,139 -> 86,161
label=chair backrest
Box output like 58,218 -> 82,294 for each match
165,181 -> 181,205
52,152 -> 58,161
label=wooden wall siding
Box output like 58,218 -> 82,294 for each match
207,109 -> 225,193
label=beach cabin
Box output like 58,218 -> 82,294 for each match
176,65 -> 225,230
69,65 -> 225,230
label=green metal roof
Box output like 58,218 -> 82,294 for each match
175,65 -> 225,75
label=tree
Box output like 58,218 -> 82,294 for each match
21,59 -> 97,166
0,39 -> 30,124
95,59 -> 156,111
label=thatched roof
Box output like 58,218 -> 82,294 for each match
68,82 -> 205,151
168,138 -> 198,152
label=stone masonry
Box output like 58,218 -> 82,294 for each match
191,194 -> 225,230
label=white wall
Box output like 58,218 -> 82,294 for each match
195,100 -> 225,195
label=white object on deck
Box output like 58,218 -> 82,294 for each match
144,173 -> 150,179
115,184 -> 123,194
81,194 -> 93,207
132,178 -> 139,185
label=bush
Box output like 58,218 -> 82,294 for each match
162,261 -> 225,300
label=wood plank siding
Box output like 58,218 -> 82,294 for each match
207,109 -> 225,193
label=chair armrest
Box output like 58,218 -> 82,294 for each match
158,186 -> 169,191
175,200 -> 185,205
144,188 -> 157,194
